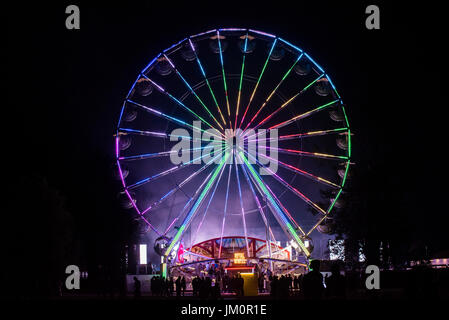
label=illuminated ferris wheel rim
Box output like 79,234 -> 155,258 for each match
115,27 -> 352,262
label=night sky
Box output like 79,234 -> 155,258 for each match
7,1 -> 448,267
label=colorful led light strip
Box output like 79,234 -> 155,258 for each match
249,74 -> 324,132
234,154 -> 251,258
188,38 -> 227,126
247,128 -> 348,143
113,162 -> 162,235
141,75 -> 219,132
219,163 -> 233,258
163,54 -> 224,130
191,158 -> 227,245
242,149 -> 327,216
243,53 -> 304,131
126,146 -> 225,190
140,149 -> 226,215
278,37 -> 303,53
264,146 -> 348,161
279,128 -> 347,140
238,148 -> 306,235
239,38 -> 278,129
240,159 -> 277,242
235,34 -> 248,132
269,99 -> 339,130
190,29 -> 217,39
162,160 -> 223,236
126,100 -> 221,140
217,31 -> 231,126
164,152 -> 230,257
304,52 -> 324,73
254,152 -> 341,188
119,145 -> 214,161
119,127 -> 211,142
238,151 -> 310,257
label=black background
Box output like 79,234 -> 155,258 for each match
6,1 -> 448,275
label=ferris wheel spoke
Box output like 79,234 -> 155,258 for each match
269,99 -> 339,130
234,153 -> 251,257
191,158 -> 228,246
188,39 -> 227,126
218,163 -> 233,258
163,54 -> 224,131
247,127 -> 349,143
234,33 -> 249,132
216,30 -> 232,127
140,149 -> 229,216
121,188 -> 163,236
164,152 -> 230,257
254,152 -> 341,188
237,151 -> 310,256
140,215 -> 163,236
239,157 -> 277,242
238,38 -> 278,130
118,127 -> 212,143
248,74 -> 325,132
242,53 -> 304,132
240,147 -> 327,216
236,150 -> 306,235
140,75 -> 222,134
265,146 -> 348,161
119,145 -> 216,162
126,146 -> 226,190
163,158 -> 227,236
126,99 -> 222,140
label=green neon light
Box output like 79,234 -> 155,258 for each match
235,36 -> 247,129
251,39 -> 277,101
341,160 -> 351,187
192,46 -> 226,126
205,77 -> 226,125
180,73 -> 223,130
217,33 -> 231,121
303,74 -> 324,91
347,128 -> 352,158
239,151 -> 310,257
327,188 -> 342,213
164,153 -> 229,256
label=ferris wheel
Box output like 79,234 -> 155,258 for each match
115,28 -> 351,272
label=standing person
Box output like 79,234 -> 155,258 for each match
192,277 -> 198,296
168,277 -> 174,296
181,276 -> 186,296
175,277 -> 181,297
133,277 -> 141,298
325,264 -> 346,299
238,274 -> 244,296
302,260 -> 324,299
258,273 -> 264,293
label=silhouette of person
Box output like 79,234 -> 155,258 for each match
302,260 -> 324,299
325,264 -> 346,299
168,277 -> 174,296
175,277 -> 181,297
181,276 -> 186,296
133,276 -> 141,298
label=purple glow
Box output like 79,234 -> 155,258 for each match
191,29 -> 217,38
249,29 -> 276,38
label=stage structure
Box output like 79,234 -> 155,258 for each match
115,28 -> 351,277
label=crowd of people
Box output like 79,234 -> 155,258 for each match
132,260 -> 347,299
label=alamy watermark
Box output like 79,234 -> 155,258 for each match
169,121 -> 279,175
65,5 -> 80,30
365,5 -> 380,30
